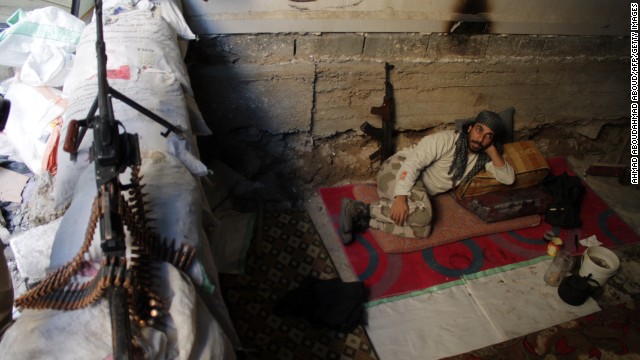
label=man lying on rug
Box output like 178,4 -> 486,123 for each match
340,110 -> 515,243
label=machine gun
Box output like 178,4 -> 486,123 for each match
360,62 -> 395,163
14,1 -> 193,358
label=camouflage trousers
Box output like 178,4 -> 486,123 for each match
369,154 -> 433,238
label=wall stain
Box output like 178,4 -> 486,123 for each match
447,0 -> 492,34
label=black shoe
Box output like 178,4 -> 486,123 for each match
339,199 -> 370,245
339,198 -> 356,244
354,204 -> 370,233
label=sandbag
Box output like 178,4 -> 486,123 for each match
0,7 -> 84,68
3,80 -> 65,175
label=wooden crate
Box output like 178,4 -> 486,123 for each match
454,141 -> 550,199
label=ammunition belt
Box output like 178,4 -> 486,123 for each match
15,165 -> 196,332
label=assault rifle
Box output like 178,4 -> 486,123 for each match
61,0 -> 185,357
360,62 -> 395,163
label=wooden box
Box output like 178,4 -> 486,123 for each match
454,141 -> 550,199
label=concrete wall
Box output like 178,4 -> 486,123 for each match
188,32 -> 629,202
183,0 -> 628,36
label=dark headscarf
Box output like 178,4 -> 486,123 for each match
448,111 -> 505,186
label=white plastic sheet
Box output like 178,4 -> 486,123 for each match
365,258 -> 601,360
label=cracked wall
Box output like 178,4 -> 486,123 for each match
187,33 -> 629,205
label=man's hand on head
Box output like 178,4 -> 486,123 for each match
484,143 -> 498,157
484,143 -> 506,168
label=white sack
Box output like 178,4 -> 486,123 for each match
9,218 -> 61,282
54,71 -> 196,208
136,0 -> 196,40
20,45 -> 75,87
45,150 -> 240,357
62,7 -> 191,97
3,80 -> 66,175
52,152 -> 209,289
55,4 -> 203,208
0,7 -> 84,68
0,263 -> 236,359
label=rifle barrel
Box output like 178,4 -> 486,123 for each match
93,1 -> 133,357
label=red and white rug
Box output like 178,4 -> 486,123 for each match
319,157 -> 640,301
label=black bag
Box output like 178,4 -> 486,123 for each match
274,276 -> 367,333
540,172 -> 585,228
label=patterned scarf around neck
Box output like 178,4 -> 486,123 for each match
448,123 -> 502,187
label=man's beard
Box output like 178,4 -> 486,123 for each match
468,140 -> 487,153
